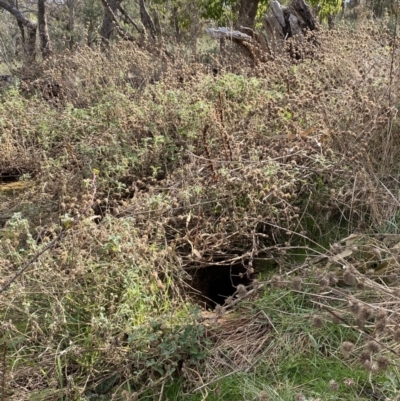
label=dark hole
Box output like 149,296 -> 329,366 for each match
0,168 -> 26,183
188,264 -> 252,310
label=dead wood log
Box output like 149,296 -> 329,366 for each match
206,0 -> 318,61
264,0 -> 317,53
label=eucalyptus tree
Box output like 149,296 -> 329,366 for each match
0,0 -> 40,62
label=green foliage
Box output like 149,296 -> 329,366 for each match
207,72 -> 261,101
199,0 -> 270,25
309,0 -> 343,20
197,0 -> 343,23
151,0 -> 190,35
199,0 -> 238,24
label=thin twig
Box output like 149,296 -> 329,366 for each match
0,341 -> 6,401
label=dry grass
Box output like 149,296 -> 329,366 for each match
178,235 -> 400,400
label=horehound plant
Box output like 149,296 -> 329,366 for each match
187,234 -> 400,400
0,209 -> 207,399
1,15 -> 400,401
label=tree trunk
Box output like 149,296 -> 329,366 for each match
26,25 -> 37,63
15,0 -> 25,46
152,8 -> 162,38
327,14 -> 334,28
38,0 -> 52,59
118,4 -> 141,33
237,0 -> 260,30
100,0 -> 135,43
207,0 -> 318,62
0,0 -> 37,63
101,0 -> 122,45
263,0 -> 317,54
173,6 -> 180,42
67,0 -> 75,48
139,0 -> 157,39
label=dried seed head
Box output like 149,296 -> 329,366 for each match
356,277 -> 365,290
376,309 -> 387,321
375,318 -> 387,334
318,275 -> 329,288
215,304 -> 225,316
393,327 -> 400,342
327,272 -> 338,286
258,391 -> 269,401
348,300 -> 360,315
271,275 -> 283,288
236,284 -> 247,297
358,306 -> 373,322
388,273 -> 398,283
366,340 -> 380,354
292,277 -> 302,291
375,310 -> 387,334
359,350 -> 371,364
376,355 -> 390,372
344,378 -> 355,387
331,312 -> 342,325
343,270 -> 357,286
329,379 -> 339,391
356,318 -> 365,329
341,341 -> 355,358
312,315 -> 323,329
363,360 -> 378,372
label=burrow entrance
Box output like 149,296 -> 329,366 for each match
0,167 -> 35,186
188,263 -> 253,309
0,168 -> 26,183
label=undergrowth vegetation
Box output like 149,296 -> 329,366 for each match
1,17 -> 400,400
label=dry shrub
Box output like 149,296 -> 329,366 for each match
0,211 -> 205,399
1,17 -> 400,398
198,234 -> 400,385
191,233 -> 400,394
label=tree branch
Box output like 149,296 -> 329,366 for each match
100,0 -> 135,41
0,0 -> 37,30
118,4 -> 141,33
138,0 -> 157,39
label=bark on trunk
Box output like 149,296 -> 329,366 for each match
101,0 -> 122,45
237,0 -> 260,30
139,0 -> 157,39
118,4 -> 141,32
173,6 -> 180,42
67,0 -> 75,48
0,0 -> 37,63
24,26 -> 37,63
100,0 -> 135,42
340,0 -> 345,18
327,14 -> 334,28
263,0 -> 317,54
15,0 -> 25,46
152,9 -> 162,38
38,0 -> 52,59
